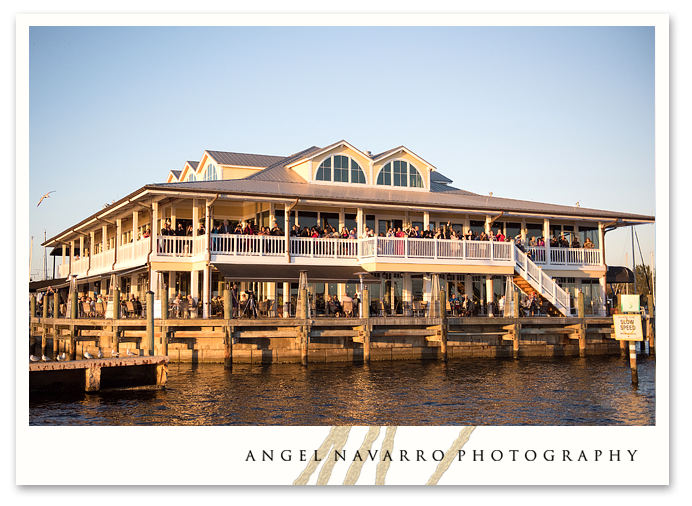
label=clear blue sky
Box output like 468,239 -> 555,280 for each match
28,25 -> 656,278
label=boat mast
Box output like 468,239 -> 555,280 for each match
631,226 -> 637,295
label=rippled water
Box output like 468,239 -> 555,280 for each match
29,355 -> 655,426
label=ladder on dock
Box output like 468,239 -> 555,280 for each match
513,246 -> 573,317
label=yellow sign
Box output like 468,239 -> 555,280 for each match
613,314 -> 644,341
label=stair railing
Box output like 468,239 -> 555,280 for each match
514,246 -> 572,316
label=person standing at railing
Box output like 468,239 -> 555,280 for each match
570,236 -> 581,248
496,229 -> 505,242
583,237 -> 595,249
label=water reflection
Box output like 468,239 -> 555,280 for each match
30,355 -> 655,426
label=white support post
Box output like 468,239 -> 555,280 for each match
357,207 -> 363,238
486,276 -> 493,315
203,265 -> 210,318
133,210 -> 139,243
598,222 -> 605,266
284,203 -> 290,261
192,199 -> 199,239
151,202 -> 159,259
521,218 -> 527,243
339,207 -> 345,231
485,215 -> 491,234
191,270 -> 199,300
270,203 -> 275,228
283,281 -> 290,318
544,218 -> 551,266
171,203 -> 176,230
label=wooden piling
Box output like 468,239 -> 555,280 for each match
300,288 -> 308,366
30,295 -> 36,355
578,292 -> 586,358
440,289 -> 448,362
113,288 -> 120,319
224,288 -> 232,369
629,341 -> 638,385
513,292 -> 520,318
69,291 -> 77,361
146,291 -> 154,356
41,293 -> 49,357
159,284 -> 168,357
363,287 -> 371,363
647,296 -> 655,354
616,295 -> 627,357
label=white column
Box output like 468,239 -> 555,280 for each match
150,269 -> 159,296
465,274 -> 472,299
171,203 -> 176,230
270,203 -> 276,227
339,207 -> 345,231
283,281 -> 290,317
423,212 -> 430,230
169,272 -> 176,301
357,207 -> 363,237
133,210 -> 139,242
191,270 -> 199,299
205,200 -> 211,258
115,219 -> 121,266
62,244 -> 67,267
79,236 -> 84,260
485,215 -> 491,234
486,276 -> 494,315
69,240 -> 74,274
598,222 -> 605,266
599,275 -> 607,317
284,204 -> 291,260
520,218 -> 526,243
151,202 -> 159,258
544,218 -> 551,266
192,199 -> 199,239
464,214 -> 470,235
203,265 -> 210,318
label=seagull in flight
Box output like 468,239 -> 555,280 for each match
29,355 -> 40,362
84,351 -> 94,359
97,349 -> 104,359
111,349 -> 119,358
37,191 -> 55,207
41,354 -> 51,362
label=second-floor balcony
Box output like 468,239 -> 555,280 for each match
58,235 -> 604,280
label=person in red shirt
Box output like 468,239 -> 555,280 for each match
496,229 -> 505,242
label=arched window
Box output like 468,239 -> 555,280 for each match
187,172 -> 196,182
315,155 -> 366,184
205,163 -> 218,181
377,160 -> 424,188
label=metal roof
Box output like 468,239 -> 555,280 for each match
243,146 -> 321,183
430,171 -> 453,184
205,150 -> 285,168
150,178 -> 654,222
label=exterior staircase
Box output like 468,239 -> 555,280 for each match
513,246 -> 573,317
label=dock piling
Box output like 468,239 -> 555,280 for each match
578,292 -> 586,358
146,291 -> 154,356
300,288 -> 308,366
647,296 -> 655,355
440,289 -> 448,362
69,291 -> 77,361
629,341 -> 638,385
224,288 -> 232,369
363,287 -> 371,363
41,294 -> 49,357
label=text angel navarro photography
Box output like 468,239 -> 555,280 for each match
245,448 -> 639,463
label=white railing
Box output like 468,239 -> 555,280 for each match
550,247 -> 601,266
118,239 -> 150,264
211,234 -> 285,256
408,238 -> 436,258
290,237 -> 358,258
529,246 -> 546,264
157,236 -> 196,257
514,246 -> 572,317
58,263 -> 69,278
363,237 -> 513,262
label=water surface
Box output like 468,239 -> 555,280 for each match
29,355 -> 655,426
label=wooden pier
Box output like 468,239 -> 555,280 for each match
30,356 -> 169,392
29,313 -> 653,366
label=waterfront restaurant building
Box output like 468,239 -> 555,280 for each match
43,140 -> 655,318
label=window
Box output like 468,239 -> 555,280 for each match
377,160 -> 424,188
315,155 -> 366,184
187,172 -> 196,182
205,163 -> 219,181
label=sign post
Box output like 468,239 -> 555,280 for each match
612,313 -> 644,385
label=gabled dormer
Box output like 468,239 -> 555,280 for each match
285,140 -> 435,191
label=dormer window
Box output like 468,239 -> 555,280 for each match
187,172 -> 196,182
315,155 -> 366,184
204,163 -> 219,181
377,160 -> 424,188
